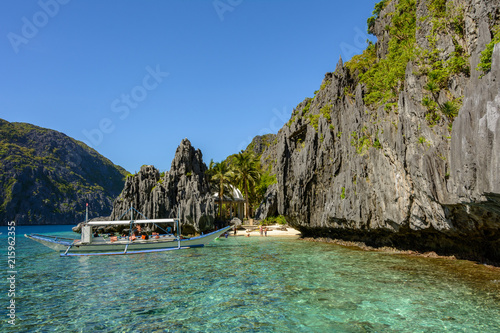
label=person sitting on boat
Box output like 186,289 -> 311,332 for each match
93,231 -> 99,237
132,226 -> 140,237
167,226 -> 172,234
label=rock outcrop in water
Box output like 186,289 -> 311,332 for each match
110,139 -> 215,232
256,0 -> 500,263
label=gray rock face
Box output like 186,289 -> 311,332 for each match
257,0 -> 500,262
255,183 -> 278,220
245,134 -> 276,157
111,139 -> 215,232
451,44 -> 500,201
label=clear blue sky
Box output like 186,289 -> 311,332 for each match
1,0 -> 376,173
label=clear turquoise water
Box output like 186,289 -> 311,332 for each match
1,225 -> 500,332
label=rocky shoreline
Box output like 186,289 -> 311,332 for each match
301,236 -> 500,268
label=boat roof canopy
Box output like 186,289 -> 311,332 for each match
86,218 -> 177,226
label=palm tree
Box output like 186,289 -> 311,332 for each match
206,159 -> 215,184
208,161 -> 233,218
232,152 -> 261,219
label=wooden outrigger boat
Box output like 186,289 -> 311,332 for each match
25,206 -> 231,257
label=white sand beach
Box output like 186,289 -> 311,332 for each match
232,225 -> 301,237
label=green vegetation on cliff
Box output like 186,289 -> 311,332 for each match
367,0 -> 388,32
348,0 -> 417,106
477,24 -> 500,75
345,0 -> 470,126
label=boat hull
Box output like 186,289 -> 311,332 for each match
25,226 -> 232,256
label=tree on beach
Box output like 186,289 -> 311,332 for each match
207,160 -> 233,218
232,151 -> 261,219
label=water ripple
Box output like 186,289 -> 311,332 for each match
1,226 -> 500,332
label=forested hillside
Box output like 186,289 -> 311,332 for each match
0,119 -> 128,225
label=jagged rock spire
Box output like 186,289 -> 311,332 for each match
111,139 -> 215,232
335,55 -> 343,73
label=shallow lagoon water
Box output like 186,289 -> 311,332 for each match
2,225 -> 500,332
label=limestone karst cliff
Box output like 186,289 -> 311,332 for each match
110,139 -> 215,232
256,0 -> 500,262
